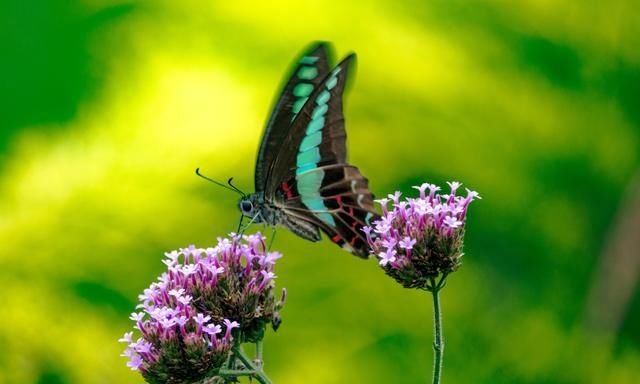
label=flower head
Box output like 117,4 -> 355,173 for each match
119,232 -> 286,382
364,181 -> 480,289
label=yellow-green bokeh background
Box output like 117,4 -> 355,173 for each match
1,1 -> 639,383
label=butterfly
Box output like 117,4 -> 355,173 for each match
237,42 -> 379,257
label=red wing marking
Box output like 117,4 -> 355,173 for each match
281,182 -> 294,200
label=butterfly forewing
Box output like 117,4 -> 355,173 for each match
255,43 -> 333,193
265,54 -> 379,257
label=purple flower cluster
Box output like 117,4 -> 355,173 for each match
363,182 -> 480,289
119,233 -> 286,383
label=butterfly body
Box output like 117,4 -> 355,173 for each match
240,42 -> 379,257
239,193 -> 321,242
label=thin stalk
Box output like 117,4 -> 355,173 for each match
429,277 -> 445,384
233,347 -> 272,384
256,339 -> 264,368
219,368 -> 257,376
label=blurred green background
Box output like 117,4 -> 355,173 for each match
1,1 -> 639,383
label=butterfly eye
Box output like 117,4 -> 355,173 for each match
240,200 -> 253,214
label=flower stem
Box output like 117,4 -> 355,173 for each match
429,277 -> 445,384
218,368 -> 257,376
255,339 -> 264,368
233,346 -> 272,384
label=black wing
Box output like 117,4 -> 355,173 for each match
254,42 -> 333,193
265,54 -> 379,257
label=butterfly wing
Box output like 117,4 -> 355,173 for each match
276,164 -> 378,257
254,42 -> 334,193
265,54 -> 379,257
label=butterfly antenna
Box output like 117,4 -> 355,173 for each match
226,178 -> 246,197
195,168 -> 244,196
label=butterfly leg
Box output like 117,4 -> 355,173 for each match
238,212 -> 262,236
236,215 -> 245,234
268,227 -> 277,251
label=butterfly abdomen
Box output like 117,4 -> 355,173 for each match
281,214 -> 321,242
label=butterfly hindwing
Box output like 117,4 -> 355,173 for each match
276,165 -> 378,257
254,42 -> 333,193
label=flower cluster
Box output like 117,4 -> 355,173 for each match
119,232 -> 286,383
363,182 -> 480,289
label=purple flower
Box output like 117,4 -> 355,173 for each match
223,319 -> 240,340
394,201 -> 409,220
412,183 -> 429,199
374,215 -> 394,235
243,233 -> 266,252
381,237 -> 398,250
134,340 -> 153,354
388,191 -> 402,204
261,251 -> 282,266
162,250 -> 180,267
258,270 -> 276,290
194,313 -> 211,326
427,184 -> 441,199
118,332 -> 133,344
206,264 -> 225,275
180,264 -> 198,276
126,354 -> 143,371
121,348 -> 134,358
174,315 -> 188,327
374,197 -> 391,215
362,226 -> 373,244
119,232 -> 286,382
129,312 -> 145,322
158,317 -> 176,330
414,199 -> 431,216
203,323 -> 222,336
364,181 -> 479,289
465,188 -> 482,201
176,295 -> 192,306
378,248 -> 397,266
399,237 -> 416,250
443,216 -> 462,229
446,181 -> 462,195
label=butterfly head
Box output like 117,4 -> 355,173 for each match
237,193 -> 266,223
238,197 -> 255,217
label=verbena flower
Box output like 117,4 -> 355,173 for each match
364,182 -> 480,289
120,232 -> 286,383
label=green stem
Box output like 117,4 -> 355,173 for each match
219,368 -> 257,376
430,278 -> 444,384
255,340 -> 264,368
234,347 -> 272,384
